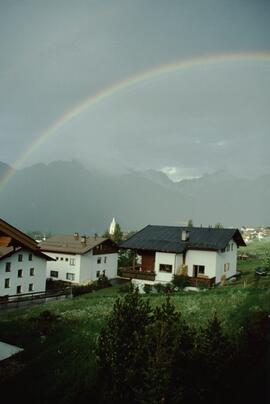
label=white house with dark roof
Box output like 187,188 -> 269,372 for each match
40,233 -> 118,283
0,218 -> 53,297
120,225 -> 246,287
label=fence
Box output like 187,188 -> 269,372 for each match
0,287 -> 72,310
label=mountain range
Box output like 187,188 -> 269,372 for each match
0,160 -> 269,234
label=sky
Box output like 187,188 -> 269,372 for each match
0,0 -> 270,180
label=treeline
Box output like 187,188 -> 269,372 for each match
94,290 -> 269,404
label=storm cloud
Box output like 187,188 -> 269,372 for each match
1,0 -> 270,179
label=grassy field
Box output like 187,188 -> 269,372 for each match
0,241 -> 270,403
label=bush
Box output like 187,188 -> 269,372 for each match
172,275 -> 191,289
143,284 -> 152,294
118,282 -> 133,294
31,310 -> 60,336
95,275 -> 111,290
72,283 -> 94,297
154,282 -> 174,294
154,283 -> 165,293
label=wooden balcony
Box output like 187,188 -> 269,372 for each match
188,276 -> 216,288
119,266 -> 156,281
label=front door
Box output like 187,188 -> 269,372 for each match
193,265 -> 198,277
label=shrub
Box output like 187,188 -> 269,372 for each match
154,282 -> 174,294
95,275 -> 111,290
31,310 -> 60,336
143,284 -> 152,294
154,283 -> 165,293
72,283 -> 94,297
172,275 -> 191,289
118,282 -> 133,294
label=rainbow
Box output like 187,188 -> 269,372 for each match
1,51 -> 270,191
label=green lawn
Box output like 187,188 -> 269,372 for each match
0,240 -> 270,403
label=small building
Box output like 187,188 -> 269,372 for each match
40,233 -> 118,283
120,225 -> 246,287
0,218 -> 53,297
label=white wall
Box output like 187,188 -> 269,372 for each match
46,252 -> 81,283
154,252 -> 177,283
0,249 -> 47,296
80,251 -> 118,282
185,250 -> 217,279
45,250 -> 118,283
215,240 -> 237,283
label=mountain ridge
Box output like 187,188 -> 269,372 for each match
0,160 -> 269,233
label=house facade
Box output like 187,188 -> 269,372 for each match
120,225 -> 245,287
40,233 -> 118,283
0,218 -> 53,297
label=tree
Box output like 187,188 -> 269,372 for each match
102,229 -> 110,238
214,222 -> 224,228
194,312 -> 232,403
187,219 -> 193,227
112,222 -> 123,244
263,250 -> 270,270
96,289 -> 153,403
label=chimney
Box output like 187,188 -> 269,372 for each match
73,232 -> 79,240
81,235 -> 86,244
181,229 -> 190,242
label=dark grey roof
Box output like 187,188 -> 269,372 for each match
120,225 -> 245,253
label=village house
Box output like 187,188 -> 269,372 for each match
40,233 -> 118,283
0,218 -> 53,297
120,225 -> 246,287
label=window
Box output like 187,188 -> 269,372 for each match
226,245 -> 230,252
198,266 -> 205,274
70,258 -> 76,266
96,270 -> 100,278
102,270 -> 106,275
66,273 -> 75,281
65,258 -> 69,262
4,278 -> 10,288
159,264 -> 173,273
56,257 -> 59,261
104,256 -> 107,263
18,254 -> 23,262
97,257 -> 101,264
60,257 -> 64,261
5,262 -> 11,272
28,254 -> 33,261
28,283 -> 34,292
30,267 -> 35,276
50,270 -> 58,278
194,265 -> 205,276
18,269 -> 23,278
224,263 -> 230,272
16,285 -> 22,294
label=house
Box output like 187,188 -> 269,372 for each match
119,225 -> 246,287
40,233 -> 118,283
0,218 -> 53,297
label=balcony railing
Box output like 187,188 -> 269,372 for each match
188,276 -> 216,288
119,266 -> 156,281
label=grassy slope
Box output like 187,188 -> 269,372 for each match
0,241 -> 270,403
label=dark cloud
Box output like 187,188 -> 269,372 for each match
0,0 -> 270,178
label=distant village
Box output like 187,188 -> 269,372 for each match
240,226 -> 270,243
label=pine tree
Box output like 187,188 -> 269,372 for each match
96,289 -> 153,403
112,222 -> 123,244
